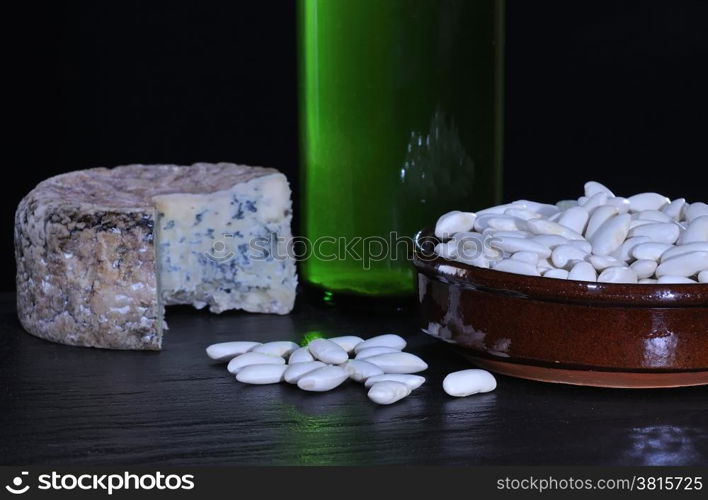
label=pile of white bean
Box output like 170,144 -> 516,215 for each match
434,181 -> 708,284
206,336 -> 497,404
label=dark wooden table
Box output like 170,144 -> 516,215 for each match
1,292 -> 707,465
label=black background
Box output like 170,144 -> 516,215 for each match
6,0 -> 708,290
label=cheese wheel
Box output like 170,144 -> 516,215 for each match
15,163 -> 297,350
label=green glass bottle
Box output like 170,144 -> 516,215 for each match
299,0 -> 504,300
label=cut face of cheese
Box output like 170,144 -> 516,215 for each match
154,173 -> 294,314
15,163 -> 297,350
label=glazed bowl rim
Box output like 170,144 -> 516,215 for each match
412,228 -> 708,307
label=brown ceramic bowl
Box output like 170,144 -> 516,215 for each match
413,228 -> 708,388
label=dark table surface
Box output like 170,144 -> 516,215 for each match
1,292 -> 707,466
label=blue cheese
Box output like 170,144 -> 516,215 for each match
154,173 -> 296,314
15,163 -> 297,350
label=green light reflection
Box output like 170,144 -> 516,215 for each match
299,330 -> 326,347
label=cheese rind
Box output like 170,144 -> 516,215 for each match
15,163 -> 296,350
15,201 -> 162,350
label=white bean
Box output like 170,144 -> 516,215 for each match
486,216 -> 525,231
568,261 -> 597,282
307,338 -> 349,364
206,341 -> 261,362
473,214 -> 497,232
657,276 -> 698,284
504,207 -> 542,220
662,198 -> 686,220
454,231 -> 503,259
435,211 -> 476,239
476,204 -> 512,217
584,181 -> 615,198
367,381 -> 411,405
655,251 -> 708,278
685,202 -> 708,222
283,361 -> 326,384
551,244 -> 588,269
585,205 -> 618,239
467,228 -> 491,238
484,229 -> 532,239
354,334 -> 407,353
364,353 -> 428,374
590,214 -> 631,256
450,234 -> 496,265
227,352 -> 286,374
698,270 -> 708,283
355,346 -> 401,359
511,251 -> 540,264
639,278 -> 658,284
341,359 -> 384,382
526,219 -> 585,240
605,197 -> 631,214
489,236 -> 552,258
327,335 -> 364,353
631,242 -> 673,261
435,241 -> 458,260
452,230 -> 485,242
611,236 -> 651,261
364,374 -> 426,390
558,206 -> 589,234
492,259 -> 540,276
443,369 -> 497,397
530,234 -> 568,249
636,210 -> 671,223
543,268 -> 569,280
588,255 -> 626,271
558,239 -> 588,253
660,242 -> 708,262
536,257 -> 553,271
628,192 -> 670,212
598,266 -> 638,284
236,364 -> 287,385
432,183 -> 707,283
629,222 -> 680,244
678,216 -> 708,244
455,254 -> 491,268
628,219 -> 654,230
251,341 -> 299,358
556,199 -> 579,211
513,200 -> 560,217
288,346 -> 315,364
630,259 -> 658,279
580,192 -> 609,213
297,366 -> 349,392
